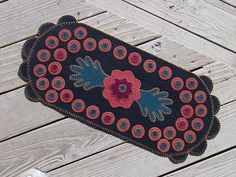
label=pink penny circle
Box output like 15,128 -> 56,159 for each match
98,39 -> 112,52
159,66 -> 172,80
195,104 -> 208,117
83,38 -> 97,51
113,46 -> 127,60
54,48 -> 67,62
172,138 -> 185,152
143,59 -> 157,73
191,118 -> 204,131
86,105 -> 100,119
45,36 -> 59,49
194,91 -> 207,103
37,49 -> 51,62
128,52 -> 142,66
157,139 -> 170,153
101,112 -> 115,125
45,89 -> 58,103
171,77 -> 184,91
60,89 -> 74,103
33,64 -> 47,77
148,127 -> 162,141
116,118 -> 130,132
184,130 -> 197,144
163,126 -> 176,140
186,77 -> 198,90
132,125 -> 145,139
36,77 -> 49,91
74,26 -> 87,40
180,105 -> 194,119
58,29 -> 72,42
51,76 -> 65,91
71,99 -> 85,113
175,117 -> 189,131
48,61 -> 62,75
179,90 -> 193,103
67,40 -> 81,53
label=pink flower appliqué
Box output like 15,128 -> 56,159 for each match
103,70 -> 141,109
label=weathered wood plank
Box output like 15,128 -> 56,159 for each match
222,0 -> 236,7
46,100 -> 236,177
166,148 -> 236,177
0,37 -> 215,141
205,0 -> 236,16
0,89 -> 235,177
0,0 -> 105,47
87,0 -> 236,68
0,12 -> 158,94
124,0 -> 236,52
0,118 -> 122,177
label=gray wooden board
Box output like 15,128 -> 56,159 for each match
86,0 -> 236,68
46,101 -> 236,177
0,12 -> 158,94
166,148 -> 236,177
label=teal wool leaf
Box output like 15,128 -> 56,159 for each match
70,56 -> 108,90
136,88 -> 173,122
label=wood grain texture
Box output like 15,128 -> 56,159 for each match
47,101 -> 236,177
0,118 -> 122,177
0,12 -> 158,94
166,148 -> 236,177
124,0 -> 236,52
0,61 -> 235,176
222,0 -> 236,7
0,0 -> 105,47
86,0 -> 236,68
0,37 -> 216,141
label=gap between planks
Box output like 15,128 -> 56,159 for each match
0,61 -> 235,177
86,0 -> 236,68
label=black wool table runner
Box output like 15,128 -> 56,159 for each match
18,15 -> 221,164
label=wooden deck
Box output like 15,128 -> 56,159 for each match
0,0 -> 235,176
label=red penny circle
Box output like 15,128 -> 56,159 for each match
86,105 -> 100,119
58,29 -> 72,42
159,66 -> 172,80
191,118 -> 204,131
143,59 -> 157,73
74,26 -> 87,40
131,125 -> 145,139
128,52 -> 142,66
37,49 -> 51,62
101,112 -> 115,125
36,77 -> 49,91
194,91 -> 207,103
113,46 -> 127,60
60,89 -> 74,103
67,40 -> 81,53
195,104 -> 208,117
172,138 -> 185,152
48,61 -> 62,75
33,64 -> 47,77
171,77 -> 184,91
54,48 -> 67,62
116,118 -> 130,132
45,36 -> 59,49
51,76 -> 65,91
83,38 -> 97,51
179,90 -> 193,103
157,139 -> 170,153
184,130 -> 197,144
98,39 -> 112,52
45,89 -> 58,103
175,117 -> 189,131
180,105 -> 194,119
186,77 -> 198,90
148,127 -> 162,141
163,126 -> 176,140
71,99 -> 85,113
